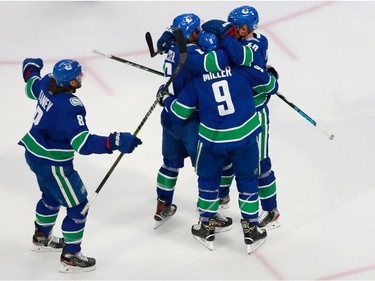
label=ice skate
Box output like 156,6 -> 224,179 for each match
191,217 -> 215,251
219,195 -> 230,209
259,208 -> 280,231
32,222 -> 64,252
214,213 -> 233,233
154,198 -> 177,229
241,219 -> 267,254
59,250 -> 96,273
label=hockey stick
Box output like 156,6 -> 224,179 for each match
81,28 -> 188,215
94,48 -> 164,77
276,93 -> 334,140
92,49 -> 163,76
145,32 -> 164,57
93,44 -> 334,141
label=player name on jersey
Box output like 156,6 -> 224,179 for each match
38,90 -> 54,112
203,66 -> 232,81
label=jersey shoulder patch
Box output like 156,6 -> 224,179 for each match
69,97 -> 83,106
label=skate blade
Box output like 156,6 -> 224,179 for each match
31,244 -> 62,252
193,235 -> 214,251
59,262 -> 96,273
153,216 -> 172,230
260,220 -> 281,231
246,238 -> 266,254
214,225 -> 232,233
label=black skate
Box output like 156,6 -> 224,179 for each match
154,198 -> 177,229
241,219 -> 267,254
219,195 -> 230,209
191,217 -> 215,251
214,213 -> 233,233
59,250 -> 96,273
259,208 -> 280,231
32,222 -> 64,252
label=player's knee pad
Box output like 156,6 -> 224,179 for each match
163,158 -> 184,169
259,156 -> 272,175
198,178 -> 220,196
40,194 -> 61,210
160,164 -> 179,175
221,162 -> 234,177
197,179 -> 220,218
236,176 -> 258,194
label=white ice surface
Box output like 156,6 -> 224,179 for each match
1,1 -> 375,280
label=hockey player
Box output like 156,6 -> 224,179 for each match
19,58 -> 142,272
153,14 -> 233,231
157,56 -> 279,253
202,6 -> 281,230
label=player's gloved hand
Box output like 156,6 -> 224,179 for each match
156,84 -> 171,107
22,58 -> 43,82
107,132 -> 142,154
266,65 -> 279,80
157,27 -> 175,54
202,20 -> 235,39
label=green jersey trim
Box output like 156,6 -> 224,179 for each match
204,51 -> 221,73
198,112 -> 261,143
71,131 -> 89,153
243,46 -> 254,66
253,75 -> 277,95
25,77 -> 38,100
170,100 -> 196,120
21,133 -> 75,162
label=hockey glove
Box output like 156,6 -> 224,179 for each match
267,65 -> 279,80
22,58 -> 43,82
157,28 -> 175,54
107,132 -> 142,154
156,84 -> 171,107
202,20 -> 235,40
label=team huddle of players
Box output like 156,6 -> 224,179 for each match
152,6 -> 280,253
19,5 -> 281,273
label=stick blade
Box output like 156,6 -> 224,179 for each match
145,32 -> 157,57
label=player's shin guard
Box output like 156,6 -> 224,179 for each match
218,162 -> 234,209
237,177 -> 260,225
34,197 -> 60,235
196,181 -> 220,221
62,201 -> 88,254
156,165 -> 179,204
33,197 -> 63,251
258,157 -> 277,211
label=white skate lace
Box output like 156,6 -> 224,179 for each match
259,211 -> 270,223
76,252 -> 88,262
48,235 -> 60,244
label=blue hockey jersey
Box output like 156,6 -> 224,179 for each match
160,42 -> 231,137
164,64 -> 279,149
221,33 -> 272,110
164,43 -> 232,96
19,74 -> 109,166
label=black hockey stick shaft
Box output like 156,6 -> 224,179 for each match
81,28 -> 187,215
93,49 -> 163,76
276,93 -> 334,140
94,48 -> 164,77
94,50 -> 333,141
